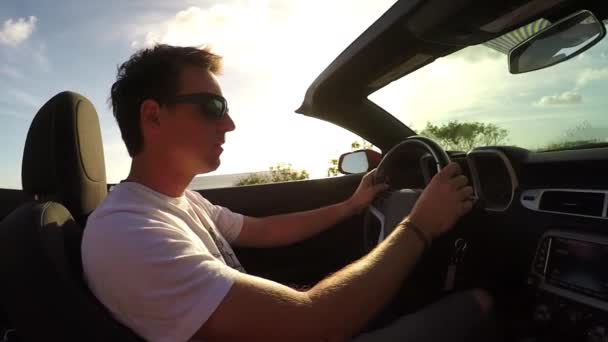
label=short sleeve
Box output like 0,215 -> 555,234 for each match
82,214 -> 240,342
187,191 -> 244,243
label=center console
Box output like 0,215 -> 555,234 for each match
528,230 -> 608,342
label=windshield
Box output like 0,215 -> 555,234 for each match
370,22 -> 608,152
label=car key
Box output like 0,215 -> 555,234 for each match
444,238 -> 468,292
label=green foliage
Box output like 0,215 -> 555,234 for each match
327,159 -> 339,177
236,163 -> 310,186
351,140 -> 373,150
419,121 -> 508,151
540,139 -> 601,151
538,121 -> 602,151
327,140 -> 374,177
235,172 -> 270,186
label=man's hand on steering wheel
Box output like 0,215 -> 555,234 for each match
347,169 -> 390,213
407,162 -> 474,241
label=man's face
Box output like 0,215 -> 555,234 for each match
158,66 -> 235,174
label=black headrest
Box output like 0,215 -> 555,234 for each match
22,91 -> 107,222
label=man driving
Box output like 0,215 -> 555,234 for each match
82,45 -> 493,341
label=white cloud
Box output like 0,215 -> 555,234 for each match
0,16 -> 37,46
536,91 -> 582,106
0,65 -> 22,79
10,89 -> 40,109
139,4 -> 268,52
577,67 -> 608,88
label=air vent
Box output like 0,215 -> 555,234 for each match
539,190 -> 606,217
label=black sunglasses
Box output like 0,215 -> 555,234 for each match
168,92 -> 229,120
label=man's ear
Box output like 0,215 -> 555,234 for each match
140,99 -> 162,129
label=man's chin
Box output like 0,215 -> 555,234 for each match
199,159 -> 221,174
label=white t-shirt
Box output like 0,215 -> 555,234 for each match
82,182 -> 245,342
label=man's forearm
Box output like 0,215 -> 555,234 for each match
200,220 -> 427,341
236,199 -> 360,248
306,221 -> 425,340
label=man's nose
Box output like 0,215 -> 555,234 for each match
220,113 -> 236,132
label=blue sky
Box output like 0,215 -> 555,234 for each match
0,0 -> 150,188
2,1 -> 608,190
0,0 -> 397,189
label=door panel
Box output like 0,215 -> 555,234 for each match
0,189 -> 32,221
198,174 -> 366,287
0,189 -> 33,335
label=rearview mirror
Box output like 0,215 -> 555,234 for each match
509,10 -> 606,74
339,149 -> 382,174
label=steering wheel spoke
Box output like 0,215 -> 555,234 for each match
369,189 -> 423,243
364,136 -> 450,248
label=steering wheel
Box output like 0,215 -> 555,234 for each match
363,136 -> 450,251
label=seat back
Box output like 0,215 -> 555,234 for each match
0,92 -> 141,341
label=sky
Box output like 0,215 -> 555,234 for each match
0,0 -> 399,189
1,1 -> 608,190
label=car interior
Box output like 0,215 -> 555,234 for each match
2,0 -> 608,341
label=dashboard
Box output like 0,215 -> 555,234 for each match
374,144 -> 608,341
527,230 -> 608,341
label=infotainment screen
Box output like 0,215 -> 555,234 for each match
546,237 -> 608,300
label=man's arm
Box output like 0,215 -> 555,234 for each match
200,223 -> 425,341
233,170 -> 388,248
196,162 -> 475,341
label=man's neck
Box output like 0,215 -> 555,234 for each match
126,154 -> 194,198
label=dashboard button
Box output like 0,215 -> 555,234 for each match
569,310 -> 583,324
533,304 -> 552,323
587,325 -> 608,342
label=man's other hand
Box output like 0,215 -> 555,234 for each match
408,162 -> 474,240
347,169 -> 389,213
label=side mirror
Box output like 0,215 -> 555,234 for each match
509,10 -> 606,74
338,149 -> 382,174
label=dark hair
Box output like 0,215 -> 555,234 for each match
110,44 -> 222,157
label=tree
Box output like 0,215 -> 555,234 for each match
419,121 -> 508,151
235,172 -> 269,186
327,140 -> 374,177
538,121 -> 600,151
350,141 -> 373,150
236,163 -> 310,186
540,139 -> 600,151
327,159 -> 340,177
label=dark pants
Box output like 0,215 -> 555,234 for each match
354,290 -> 496,341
